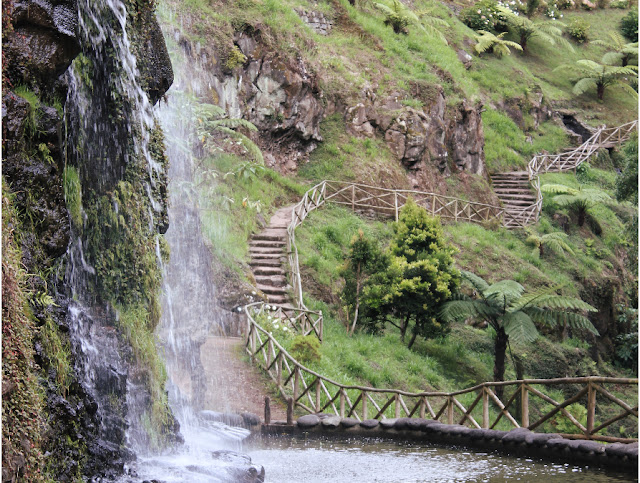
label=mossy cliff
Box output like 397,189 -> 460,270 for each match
2,0 -> 175,480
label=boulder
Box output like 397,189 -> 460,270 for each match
340,418 -> 359,428
525,433 -> 562,447
359,419 -> 380,429
241,412 -> 261,427
577,440 -> 606,455
297,414 -> 320,429
321,416 -> 342,429
379,418 -> 398,429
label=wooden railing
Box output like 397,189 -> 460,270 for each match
286,180 -> 523,309
519,120 -> 638,224
247,301 -> 323,341
245,302 -> 638,442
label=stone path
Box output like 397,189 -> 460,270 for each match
200,336 -> 287,421
249,206 -> 293,306
490,171 -> 537,226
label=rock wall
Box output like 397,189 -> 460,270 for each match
2,0 -> 174,480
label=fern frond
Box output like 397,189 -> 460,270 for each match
485,280 -> 525,301
527,295 -> 596,312
616,80 -> 639,99
460,270 -> 490,293
502,311 -> 538,344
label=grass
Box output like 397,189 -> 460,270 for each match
63,166 -> 83,229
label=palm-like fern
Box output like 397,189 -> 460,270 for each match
554,60 -> 638,101
441,271 -> 597,388
195,103 -> 264,164
541,183 -> 612,226
498,7 -> 573,53
525,230 -> 575,258
474,30 -> 523,58
593,33 -> 638,67
374,0 -> 448,42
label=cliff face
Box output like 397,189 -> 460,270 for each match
2,0 -> 175,480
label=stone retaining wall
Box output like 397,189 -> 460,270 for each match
260,415 -> 638,473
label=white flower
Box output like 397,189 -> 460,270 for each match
478,9 -> 482,13
265,304 -> 271,310
252,290 -> 256,295
283,327 -> 289,331
273,323 -> 279,329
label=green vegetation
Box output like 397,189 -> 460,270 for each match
541,182 -> 612,226
63,166 -> 83,229
525,229 -> 574,258
619,9 -> 638,41
474,31 -> 523,58
441,270 -> 597,389
555,59 -> 638,100
498,7 -> 572,53
359,199 -> 460,348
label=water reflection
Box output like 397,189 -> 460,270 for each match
246,436 -> 633,483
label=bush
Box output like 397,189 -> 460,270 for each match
460,0 -> 508,32
620,10 -> 638,41
290,335 -> 322,364
610,0 -> 629,8
567,18 -> 590,43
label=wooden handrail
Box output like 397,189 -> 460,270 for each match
244,302 -> 638,442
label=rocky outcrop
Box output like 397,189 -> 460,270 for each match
174,29 -> 324,172
346,85 -> 486,179
295,8 -> 334,35
4,0 -> 80,94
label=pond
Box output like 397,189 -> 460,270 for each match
246,434 -> 634,483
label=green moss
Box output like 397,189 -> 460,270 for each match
13,86 -> 41,138
63,166 -> 83,230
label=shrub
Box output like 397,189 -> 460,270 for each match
290,335 -> 322,364
461,0 -> 508,32
567,18 -> 590,43
610,0 -> 629,8
620,10 -> 638,41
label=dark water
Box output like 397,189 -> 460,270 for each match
246,436 -> 636,483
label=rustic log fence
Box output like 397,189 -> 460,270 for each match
521,120 -> 638,224
245,302 -> 637,442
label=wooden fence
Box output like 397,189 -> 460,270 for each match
521,120 -> 638,223
245,302 -> 638,442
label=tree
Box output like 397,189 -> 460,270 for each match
525,229 -> 575,258
340,230 -> 386,335
474,30 -> 523,58
360,199 -> 459,348
441,271 -> 598,395
554,60 -> 638,101
498,7 -> 573,53
541,183 -> 612,227
593,33 -> 638,67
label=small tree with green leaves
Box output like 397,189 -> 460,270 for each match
474,30 -> 523,57
525,229 -> 575,258
498,7 -> 573,53
541,183 -> 612,226
593,33 -> 638,67
554,60 -> 638,101
441,271 -> 598,395
340,230 -> 386,335
361,199 -> 459,348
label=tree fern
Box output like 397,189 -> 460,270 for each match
526,230 -> 574,258
498,7 -> 573,53
554,60 -> 638,100
593,33 -> 638,67
474,30 -> 523,58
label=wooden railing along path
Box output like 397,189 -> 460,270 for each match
520,120 -> 638,227
245,302 -> 638,442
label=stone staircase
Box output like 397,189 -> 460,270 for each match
249,207 -> 292,306
490,171 -> 537,225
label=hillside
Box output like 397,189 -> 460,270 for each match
157,0 -> 638,434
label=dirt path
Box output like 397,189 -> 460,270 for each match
200,336 -> 287,421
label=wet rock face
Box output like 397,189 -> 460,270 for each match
179,30 -> 324,172
346,86 -> 486,177
5,0 -> 80,93
131,5 -> 174,104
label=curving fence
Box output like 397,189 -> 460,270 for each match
245,303 -> 638,442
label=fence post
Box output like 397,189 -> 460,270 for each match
482,388 -> 489,429
315,379 -> 321,412
521,384 -> 529,428
264,396 -> 271,425
340,389 -> 346,418
447,396 -> 454,425
419,397 -> 426,419
587,381 -> 596,438
293,367 -> 300,405
250,325 -> 256,362
454,200 -> 458,222
266,339 -> 273,368
276,352 -> 282,388
287,397 -> 293,425
395,394 -> 401,419
394,191 -> 399,222
362,391 -> 368,420
351,184 -> 355,212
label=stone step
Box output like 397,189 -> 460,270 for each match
253,266 -> 286,276
267,294 -> 289,304
252,232 -> 287,242
494,187 -> 535,193
257,284 -> 288,295
249,259 -> 284,268
249,246 -> 284,255
255,275 -> 288,286
250,239 -> 286,248
497,194 -> 536,201
492,180 -> 531,186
